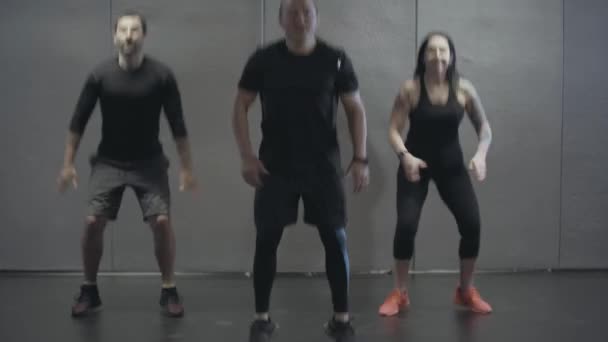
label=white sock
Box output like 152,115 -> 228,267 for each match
255,313 -> 270,321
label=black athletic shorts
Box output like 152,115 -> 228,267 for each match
254,172 -> 346,230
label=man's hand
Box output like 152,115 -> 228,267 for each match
241,155 -> 269,188
179,168 -> 198,192
346,159 -> 370,193
57,165 -> 78,193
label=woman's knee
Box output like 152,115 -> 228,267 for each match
459,223 -> 481,258
393,219 -> 417,259
458,214 -> 481,241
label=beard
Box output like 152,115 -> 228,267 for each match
119,41 -> 140,55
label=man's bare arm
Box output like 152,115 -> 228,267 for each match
340,91 -> 367,160
232,89 -> 258,160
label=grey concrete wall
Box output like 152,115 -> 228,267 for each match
560,0 -> 608,268
0,0 -> 606,272
0,0 -> 111,270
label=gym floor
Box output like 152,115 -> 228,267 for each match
1,271 -> 606,342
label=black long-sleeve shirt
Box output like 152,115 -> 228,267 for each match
69,56 -> 187,163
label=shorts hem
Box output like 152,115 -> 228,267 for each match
142,211 -> 171,222
303,218 -> 347,229
86,212 -> 117,221
255,219 -> 297,231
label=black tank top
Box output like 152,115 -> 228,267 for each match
404,77 -> 466,169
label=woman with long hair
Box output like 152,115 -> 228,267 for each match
379,32 -> 493,316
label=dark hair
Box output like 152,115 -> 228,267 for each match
114,10 -> 147,35
414,31 -> 459,90
279,0 -> 318,20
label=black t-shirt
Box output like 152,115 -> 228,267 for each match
238,39 -> 359,176
69,56 -> 187,164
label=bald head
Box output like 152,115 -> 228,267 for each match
279,0 -> 318,44
279,0 -> 318,20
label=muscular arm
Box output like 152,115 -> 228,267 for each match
340,91 -> 367,159
461,79 -> 492,157
233,48 -> 264,161
388,82 -> 413,155
232,89 -> 258,160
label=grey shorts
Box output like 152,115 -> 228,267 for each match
87,154 -> 171,221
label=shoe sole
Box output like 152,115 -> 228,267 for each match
378,303 -> 410,317
161,307 -> 184,318
454,300 -> 492,314
71,305 -> 103,318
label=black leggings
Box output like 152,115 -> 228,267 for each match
253,226 -> 350,313
394,164 -> 481,260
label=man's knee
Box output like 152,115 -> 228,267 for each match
255,225 -> 285,252
331,227 -> 347,249
85,215 -> 107,229
318,226 -> 348,253
83,216 -> 107,239
150,215 -> 171,230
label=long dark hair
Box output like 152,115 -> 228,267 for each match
414,31 -> 459,91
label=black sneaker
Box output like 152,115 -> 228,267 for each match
249,319 -> 277,342
71,284 -> 102,318
159,287 -> 184,318
325,317 -> 355,342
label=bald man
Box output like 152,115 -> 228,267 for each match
232,0 -> 368,341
